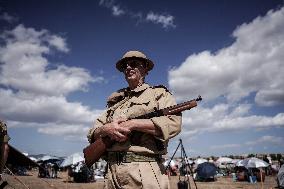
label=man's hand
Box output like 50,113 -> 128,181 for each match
101,118 -> 131,142
119,119 -> 162,137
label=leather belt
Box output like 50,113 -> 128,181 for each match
108,151 -> 162,163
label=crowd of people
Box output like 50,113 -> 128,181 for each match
163,154 -> 284,184
38,162 -> 59,178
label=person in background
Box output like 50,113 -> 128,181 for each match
0,120 -> 10,181
263,155 -> 272,176
87,50 -> 182,189
53,163 -> 59,178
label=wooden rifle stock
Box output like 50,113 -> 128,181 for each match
83,96 -> 202,167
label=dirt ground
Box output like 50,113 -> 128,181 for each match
2,170 -> 278,189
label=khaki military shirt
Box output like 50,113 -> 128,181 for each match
88,83 -> 182,155
0,120 -> 10,143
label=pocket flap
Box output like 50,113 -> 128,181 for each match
129,97 -> 150,105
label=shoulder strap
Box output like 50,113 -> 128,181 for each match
151,85 -> 172,94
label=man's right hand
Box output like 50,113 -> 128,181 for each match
101,118 -> 131,142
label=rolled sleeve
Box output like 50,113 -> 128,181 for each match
150,88 -> 182,142
151,115 -> 181,142
87,112 -> 107,143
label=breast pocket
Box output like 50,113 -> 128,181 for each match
128,97 -> 152,118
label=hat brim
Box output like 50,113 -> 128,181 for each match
116,57 -> 154,72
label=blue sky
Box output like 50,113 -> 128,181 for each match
0,0 -> 284,157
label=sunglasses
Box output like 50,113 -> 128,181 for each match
121,60 -> 145,71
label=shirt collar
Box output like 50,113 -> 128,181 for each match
127,83 -> 150,94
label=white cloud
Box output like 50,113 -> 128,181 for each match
0,24 -> 102,96
98,0 -> 176,30
49,35 -> 69,52
0,24 -> 105,140
146,12 -> 176,29
0,89 -> 103,124
38,124 -> 91,141
169,6 -> 284,106
168,6 -> 284,144
112,5 -> 125,16
181,103 -> 284,137
245,135 -> 283,146
7,120 -> 102,141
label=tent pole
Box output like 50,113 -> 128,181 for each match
180,139 -> 198,189
260,168 -> 263,189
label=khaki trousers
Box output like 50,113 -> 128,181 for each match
104,161 -> 170,189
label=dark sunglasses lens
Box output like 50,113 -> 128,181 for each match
122,61 -> 140,70
129,61 -> 139,68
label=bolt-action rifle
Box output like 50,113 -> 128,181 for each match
83,96 -> 202,167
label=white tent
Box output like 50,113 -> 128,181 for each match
194,158 -> 208,165
163,159 -> 177,168
243,157 -> 269,168
231,159 -> 241,164
39,155 -> 60,162
238,157 -> 269,188
60,152 -> 84,167
216,157 -> 233,165
236,158 -> 269,168
236,159 -> 245,167
185,158 -> 194,165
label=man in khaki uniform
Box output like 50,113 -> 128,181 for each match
0,120 -> 10,181
88,50 -> 182,189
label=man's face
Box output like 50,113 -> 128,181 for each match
122,59 -> 147,84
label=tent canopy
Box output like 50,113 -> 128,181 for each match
236,157 -> 269,168
38,155 -> 60,162
7,144 -> 40,168
195,158 -> 208,165
196,162 -> 217,179
216,157 -> 233,164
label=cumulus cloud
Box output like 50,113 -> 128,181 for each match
167,6 -> 284,154
169,6 -> 284,106
0,89 -> 103,124
180,103 -> 284,138
38,124 -> 92,141
0,24 -> 103,96
99,0 -> 176,30
0,24 -> 105,140
7,119 -> 103,141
